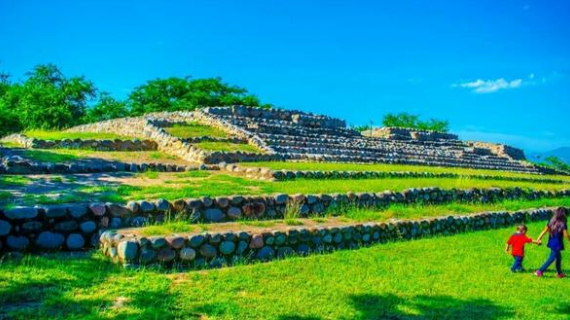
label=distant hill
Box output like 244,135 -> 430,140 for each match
528,147 -> 570,164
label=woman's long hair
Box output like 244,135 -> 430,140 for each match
548,207 -> 568,234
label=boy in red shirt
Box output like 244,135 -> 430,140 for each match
505,224 -> 541,272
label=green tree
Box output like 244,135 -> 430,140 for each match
541,156 -> 570,174
382,112 -> 449,132
0,71 -> 23,137
128,76 -> 269,115
17,64 -> 96,129
84,92 -> 129,123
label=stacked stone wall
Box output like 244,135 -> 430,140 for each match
101,207 -> 561,268
469,141 -> 526,161
362,127 -> 459,141
1,187 -> 568,253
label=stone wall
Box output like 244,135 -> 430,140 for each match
1,187 -> 568,253
0,133 -> 157,151
0,154 -> 199,174
221,164 -> 569,184
362,127 -> 459,141
100,207 -> 561,268
204,106 -> 346,129
469,141 -> 526,161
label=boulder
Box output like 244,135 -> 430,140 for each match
179,247 -> 197,261
68,205 -> 88,218
204,208 -> 225,222
0,220 -> 12,236
255,246 -> 275,261
117,240 -> 139,262
219,241 -> 236,255
6,235 -> 29,251
4,207 -> 38,220
66,233 -> 85,250
89,203 -> 106,216
36,231 -> 65,249
44,205 -> 68,218
199,244 -> 217,259
79,221 -> 97,234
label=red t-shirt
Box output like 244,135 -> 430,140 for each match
507,233 -> 533,257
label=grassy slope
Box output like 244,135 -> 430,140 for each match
17,149 -> 180,164
1,222 -> 569,319
240,161 -> 570,182
4,172 -> 569,206
24,130 -> 137,141
194,141 -> 264,153
164,122 -> 228,138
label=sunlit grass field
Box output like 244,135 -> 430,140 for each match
2,170 -> 569,206
164,122 -> 228,138
1,222 -> 568,320
23,130 -> 138,141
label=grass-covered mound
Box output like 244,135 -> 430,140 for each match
1,222 -> 568,319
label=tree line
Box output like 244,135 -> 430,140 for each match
0,64 -> 270,137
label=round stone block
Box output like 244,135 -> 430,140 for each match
66,233 -> 85,250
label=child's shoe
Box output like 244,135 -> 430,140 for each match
534,270 -> 543,277
557,273 -> 566,279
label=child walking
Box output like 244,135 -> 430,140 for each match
506,224 -> 540,272
535,207 -> 570,278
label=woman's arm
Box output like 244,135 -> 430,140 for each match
564,230 -> 570,242
536,226 -> 549,242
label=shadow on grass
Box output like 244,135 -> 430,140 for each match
349,293 -> 513,320
0,252 -> 176,320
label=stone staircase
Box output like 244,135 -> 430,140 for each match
199,106 -> 541,174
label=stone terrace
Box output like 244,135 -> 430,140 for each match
200,106 -> 540,173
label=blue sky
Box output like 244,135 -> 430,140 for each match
1,0 -> 569,152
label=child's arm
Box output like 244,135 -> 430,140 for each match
505,243 -> 510,253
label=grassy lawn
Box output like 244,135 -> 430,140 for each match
24,130 -> 137,141
18,149 -> 183,164
241,161 -> 570,181
194,141 -> 264,154
165,122 -> 228,138
4,172 -> 569,206
1,222 -> 569,319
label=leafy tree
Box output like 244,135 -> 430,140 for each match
0,71 -> 23,136
382,112 -> 449,132
128,76 -> 269,115
540,156 -> 570,174
84,92 -> 130,123
17,64 -> 96,129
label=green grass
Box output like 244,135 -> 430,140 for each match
7,173 -> 570,206
18,149 -> 183,164
164,122 -> 228,138
24,130 -> 137,141
0,175 -> 32,187
1,222 -> 569,319
194,141 -> 264,154
241,161 -> 570,181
